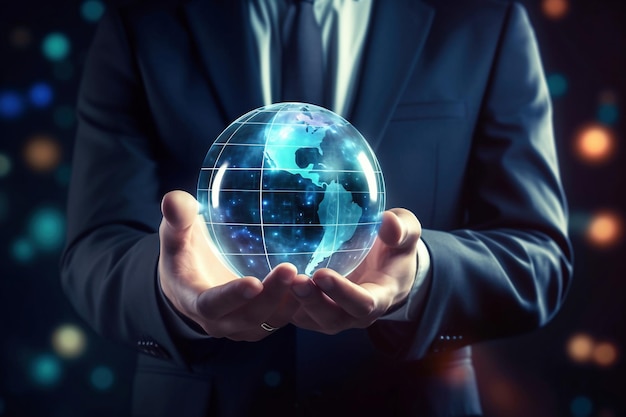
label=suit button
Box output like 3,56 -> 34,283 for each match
137,337 -> 170,359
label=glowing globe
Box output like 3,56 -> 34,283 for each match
197,103 -> 385,279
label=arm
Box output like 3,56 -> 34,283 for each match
60,11 -> 297,368
369,2 -> 573,359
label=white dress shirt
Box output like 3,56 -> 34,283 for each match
248,0 -> 431,320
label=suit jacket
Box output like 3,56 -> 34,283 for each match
61,0 -> 573,416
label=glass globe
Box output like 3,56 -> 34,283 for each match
197,102 -> 385,279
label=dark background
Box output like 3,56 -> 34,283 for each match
1,0 -> 624,416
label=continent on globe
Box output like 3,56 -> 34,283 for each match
197,102 -> 385,279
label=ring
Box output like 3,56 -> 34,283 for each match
260,322 -> 279,332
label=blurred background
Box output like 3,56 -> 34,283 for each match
0,0 -> 624,416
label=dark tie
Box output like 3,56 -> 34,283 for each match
281,0 -> 325,106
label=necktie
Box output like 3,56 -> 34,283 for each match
281,0 -> 325,106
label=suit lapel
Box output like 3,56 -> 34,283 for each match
183,0 -> 264,124
349,0 -> 435,150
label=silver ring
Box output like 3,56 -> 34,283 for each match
260,322 -> 279,332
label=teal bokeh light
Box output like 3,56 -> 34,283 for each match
597,103 -> 619,125
547,73 -> 568,98
11,237 -> 35,263
30,354 -> 62,387
81,0 -> 105,22
42,32 -> 70,61
28,207 -> 65,252
571,396 -> 593,417
53,105 -> 75,129
90,366 -> 114,390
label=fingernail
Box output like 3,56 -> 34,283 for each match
292,282 -> 312,298
243,286 -> 258,299
314,276 -> 333,292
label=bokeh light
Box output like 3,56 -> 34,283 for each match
546,73 -> 568,98
574,124 -> 616,164
55,164 -> 72,187
0,91 -> 25,119
542,0 -> 569,19
53,105 -> 75,129
42,32 -> 70,61
52,324 -> 87,359
263,370 -> 281,387
11,237 -> 35,263
28,207 -> 65,252
585,211 -> 623,249
597,103 -> 619,125
10,27 -> 32,48
23,135 -> 62,172
0,192 -> 8,222
81,0 -> 105,22
28,82 -> 54,108
52,61 -> 75,81
0,153 -> 12,177
570,395 -> 593,417
592,342 -> 618,367
30,354 -> 62,387
90,366 -> 114,390
567,333 -> 594,363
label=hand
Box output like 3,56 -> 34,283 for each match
290,208 -> 422,334
158,190 -> 298,341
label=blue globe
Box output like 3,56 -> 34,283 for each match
197,103 -> 385,279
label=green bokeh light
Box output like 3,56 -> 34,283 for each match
0,153 -> 11,177
42,32 -> 70,61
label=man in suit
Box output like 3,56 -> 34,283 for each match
61,0 -> 573,416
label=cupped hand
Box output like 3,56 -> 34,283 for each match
290,208 -> 422,334
158,190 -> 298,341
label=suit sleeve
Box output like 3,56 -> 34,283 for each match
369,2 -> 573,359
60,10 -> 218,368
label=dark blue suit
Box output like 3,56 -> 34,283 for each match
61,0 -> 573,415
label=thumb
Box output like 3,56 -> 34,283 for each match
160,190 -> 200,253
377,208 -> 422,250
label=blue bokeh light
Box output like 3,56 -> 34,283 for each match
28,207 -> 65,252
263,370 -> 282,387
90,366 -> 114,390
29,83 -> 54,108
0,91 -> 24,119
30,354 -> 62,387
81,0 -> 105,22
547,73 -> 568,98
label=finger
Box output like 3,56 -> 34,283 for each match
377,208 -> 421,249
195,277 -> 263,321
160,190 -> 200,254
291,274 -> 353,333
244,263 -> 298,326
311,269 -> 379,318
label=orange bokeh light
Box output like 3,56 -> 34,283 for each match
567,333 -> 594,363
586,211 -> 623,248
23,135 -> 62,172
542,0 -> 569,19
574,124 -> 616,164
593,342 -> 618,367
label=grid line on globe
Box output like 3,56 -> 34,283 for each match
197,102 -> 386,279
